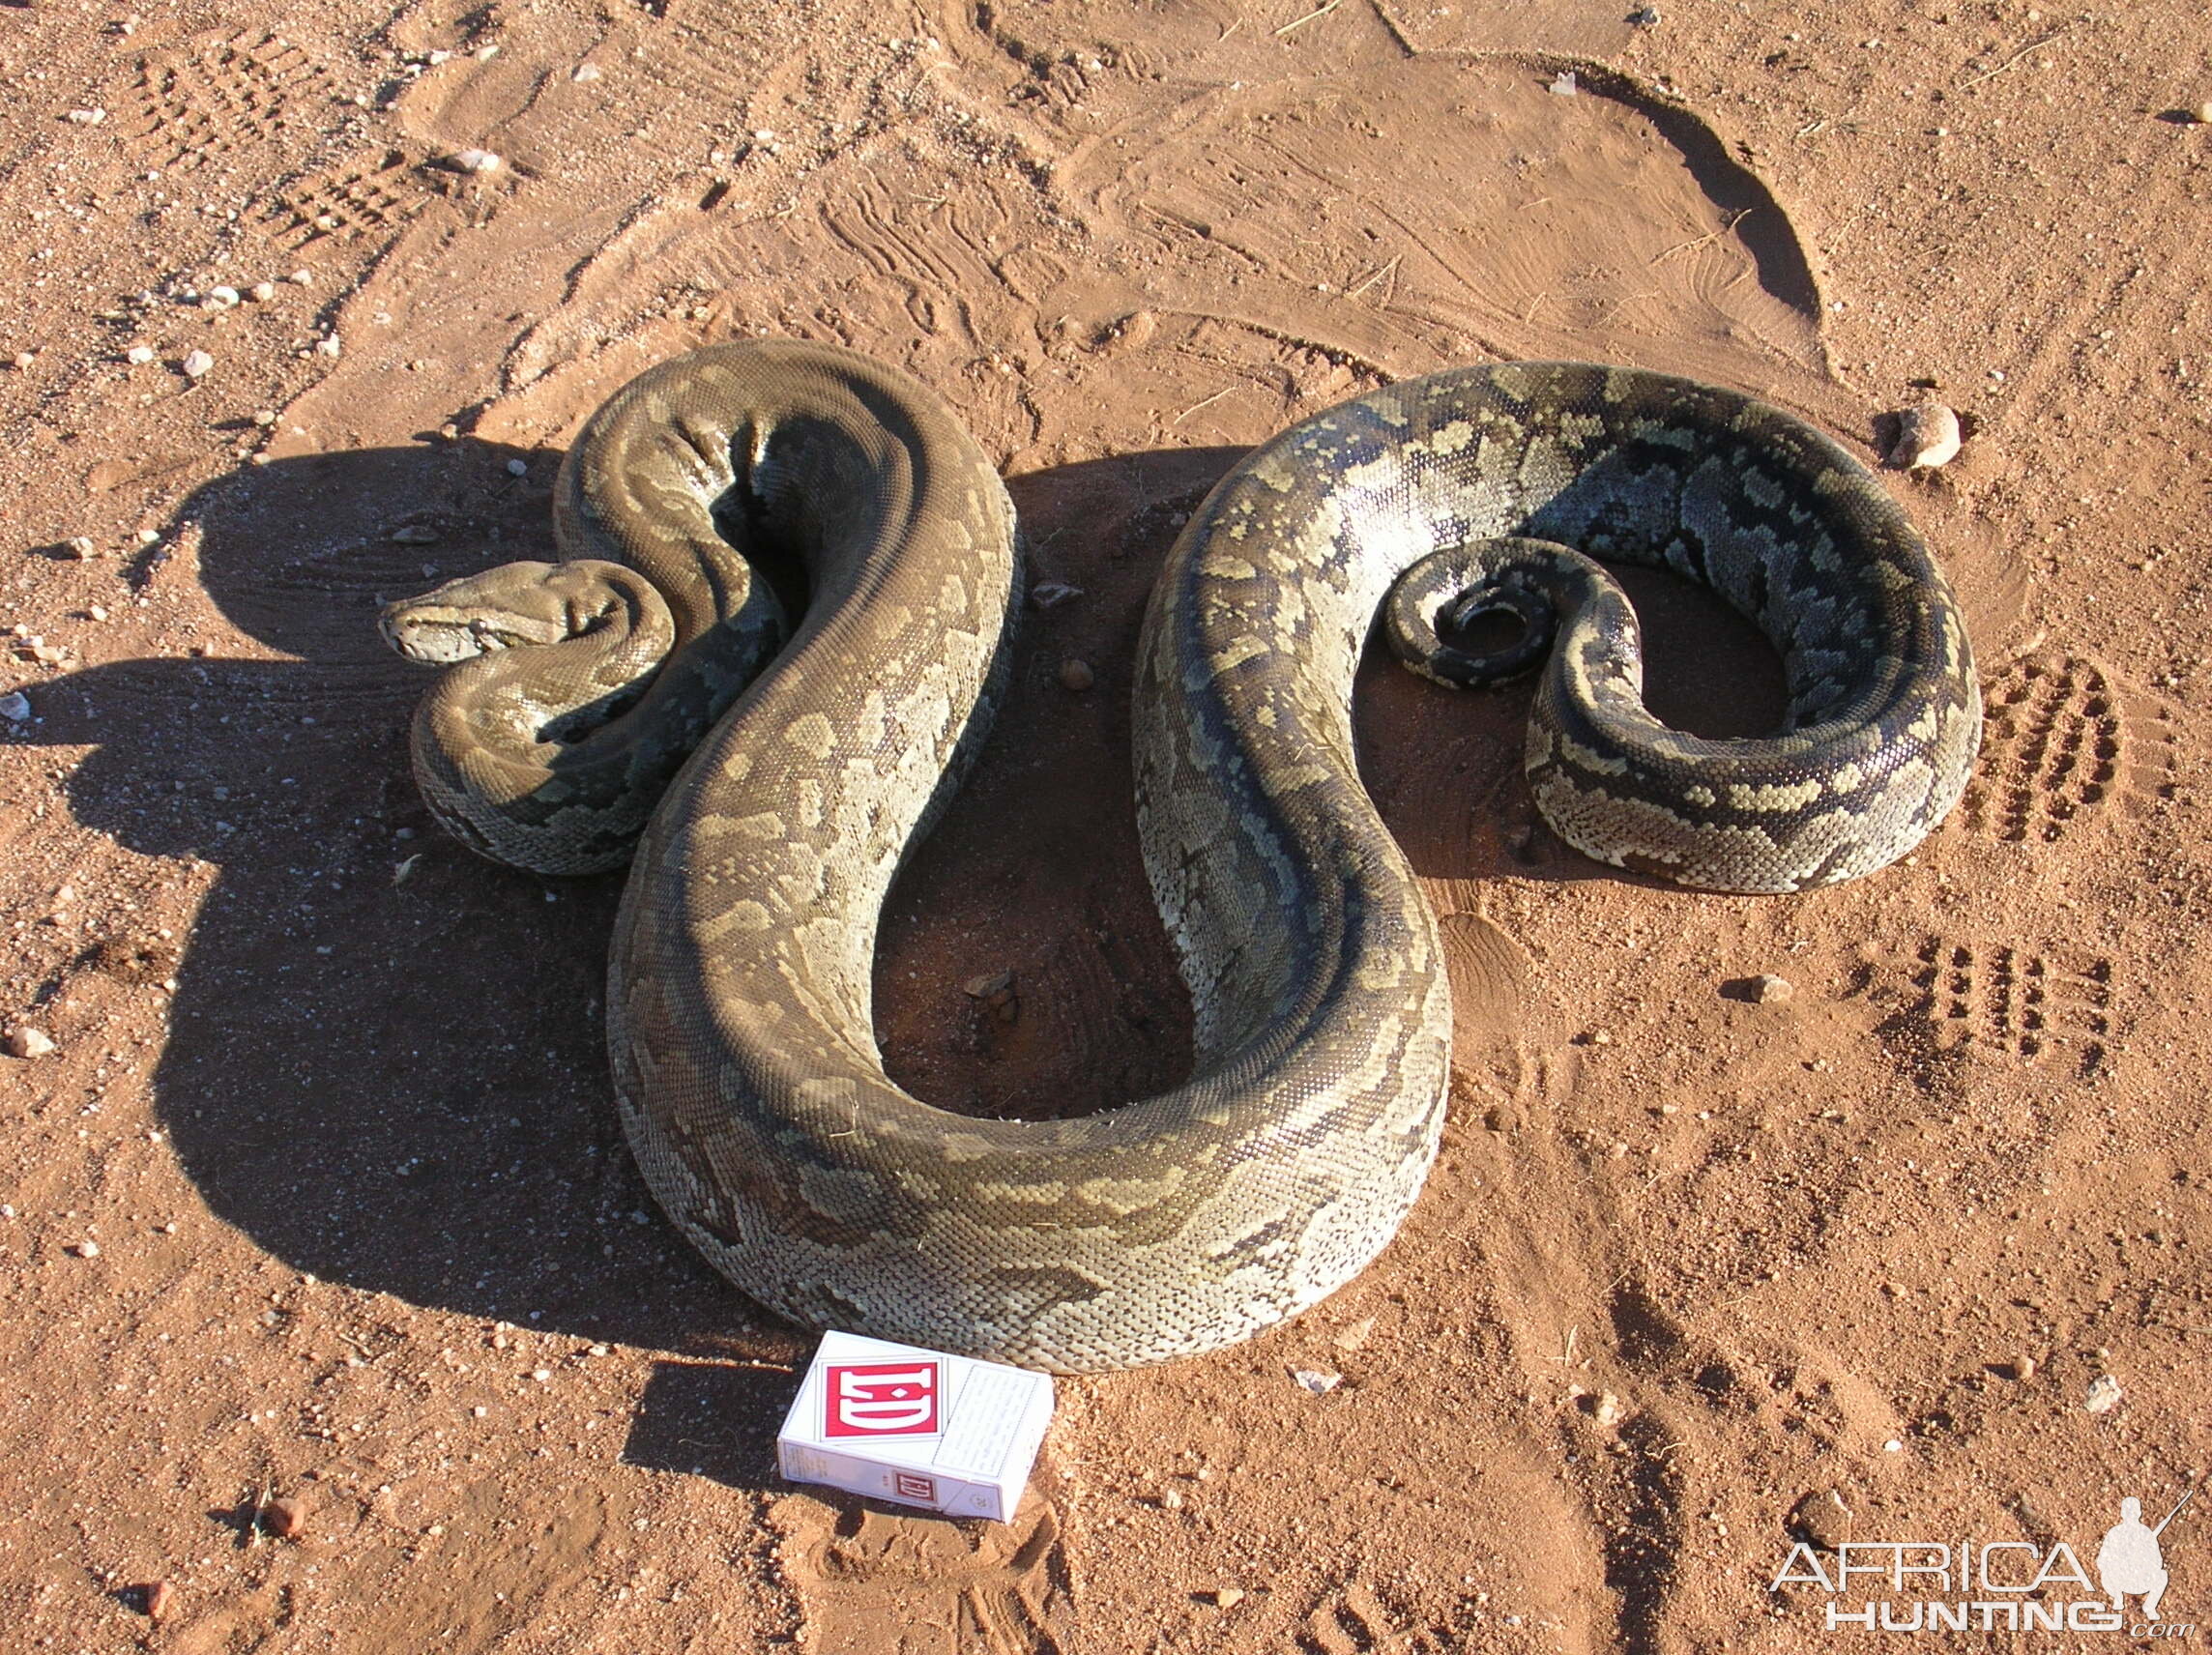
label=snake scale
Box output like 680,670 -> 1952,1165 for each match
382,339 -> 1980,1373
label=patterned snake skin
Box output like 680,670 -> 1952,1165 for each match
381,340 -> 1980,1372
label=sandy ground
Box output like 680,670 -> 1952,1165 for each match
1,0 -> 2209,1650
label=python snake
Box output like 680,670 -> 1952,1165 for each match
382,340 -> 1980,1373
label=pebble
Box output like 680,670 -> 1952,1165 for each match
390,524 -> 441,545
1208,1586 -> 1246,1609
506,458 -> 530,477
1592,1391 -> 1628,1427
962,970 -> 1014,999
142,1581 -> 174,1620
2194,102 -> 2212,125
1754,973 -> 1794,1004
125,344 -> 155,364
1549,70 -> 1578,96
315,335 -> 342,358
205,285 -> 240,308
1058,658 -> 1094,691
264,1495 -> 307,1539
1887,403 -> 1962,471
1790,1487 -> 1852,1551
249,281 -> 276,303
5,1027 -> 57,1059
71,1239 -> 100,1258
289,269 -> 313,285
1030,581 -> 1084,610
64,536 -> 97,559
1332,1316 -> 1376,1351
572,62 -> 603,82
11,351 -> 35,370
2084,1373 -> 2123,1414
2008,1354 -> 2037,1381
0,691 -> 29,722
66,107 -> 106,125
181,349 -> 215,379
1290,1367 -> 1343,1395
87,604 -> 107,622
446,148 -> 503,174
135,529 -> 161,545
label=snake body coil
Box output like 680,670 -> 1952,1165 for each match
382,341 -> 1979,1372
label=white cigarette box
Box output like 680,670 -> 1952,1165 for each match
775,1330 -> 1055,1523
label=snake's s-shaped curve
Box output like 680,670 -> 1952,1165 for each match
382,341 -> 1979,1372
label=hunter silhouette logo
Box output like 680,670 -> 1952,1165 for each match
1774,1482 -> 2196,1636
2100,1492 -> 2191,1622
823,1361 -> 941,1437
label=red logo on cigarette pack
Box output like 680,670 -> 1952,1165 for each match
825,1361 -> 941,1437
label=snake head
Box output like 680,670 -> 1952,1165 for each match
379,561 -> 654,663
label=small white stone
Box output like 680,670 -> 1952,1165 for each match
531,1367 -> 552,1382
134,529 -> 161,545
506,458 -> 529,477
315,335 -> 342,358
2084,1374 -> 2123,1414
66,107 -> 106,126
72,1238 -> 100,1258
571,62 -> 602,82
1291,1367 -> 1343,1395
4,1026 -> 55,1058
205,285 -> 241,308
446,149 -> 502,175
125,344 -> 155,364
10,351 -> 34,370
1754,973 -> 1795,1004
1888,403 -> 1962,471
288,269 -> 314,285
248,281 -> 276,303
1549,71 -> 1578,96
87,605 -> 107,622
65,536 -> 98,560
2194,101 -> 2212,126
181,349 -> 215,379
0,691 -> 29,722
1592,1391 -> 1629,1427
